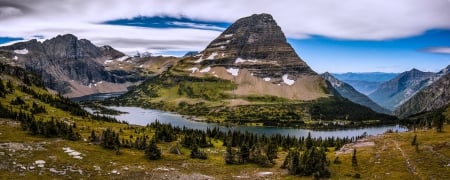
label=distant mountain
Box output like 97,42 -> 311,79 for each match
332,72 -> 398,95
322,72 -> 391,114
183,51 -> 199,57
368,69 -> 436,111
0,34 -> 143,97
395,65 -> 450,118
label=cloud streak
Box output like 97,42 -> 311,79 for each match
0,0 -> 449,54
421,47 -> 450,55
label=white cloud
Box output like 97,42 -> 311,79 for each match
0,0 -> 449,54
422,47 -> 450,54
168,21 -> 225,31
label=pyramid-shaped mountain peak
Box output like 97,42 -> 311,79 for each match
177,13 -> 329,101
192,13 -> 317,79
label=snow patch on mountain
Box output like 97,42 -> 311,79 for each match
200,66 -> 211,73
116,56 -> 129,62
14,48 -> 28,55
226,68 -> 239,76
194,56 -> 203,63
235,58 -> 259,64
188,67 -> 199,73
206,52 -> 218,60
282,74 -> 295,85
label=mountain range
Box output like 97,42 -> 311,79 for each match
0,34 -> 180,97
332,72 -> 398,95
0,13 -> 448,122
395,66 -> 450,118
369,68 -> 447,111
322,72 -> 390,114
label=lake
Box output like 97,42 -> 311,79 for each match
86,106 -> 407,139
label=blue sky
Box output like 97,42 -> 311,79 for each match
0,0 -> 449,73
290,30 -> 450,73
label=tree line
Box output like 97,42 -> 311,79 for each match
88,120 -> 364,178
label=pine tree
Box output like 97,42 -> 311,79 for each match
289,150 -> 300,175
239,145 -> 250,164
352,148 -> 358,167
411,134 -> 417,146
145,138 -> 162,160
267,141 -> 278,162
89,130 -> 97,142
6,80 -> 14,93
225,144 -> 234,164
190,143 -> 207,159
434,113 -> 444,133
0,79 -> 5,97
305,132 -> 313,150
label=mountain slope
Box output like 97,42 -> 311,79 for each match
332,72 -> 398,95
368,69 -> 435,111
113,13 -> 396,127
395,65 -> 450,118
322,72 -> 390,114
0,34 -> 143,97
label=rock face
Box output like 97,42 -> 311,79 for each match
198,13 -> 317,77
369,69 -> 436,111
322,72 -> 391,114
179,13 -> 329,100
0,34 -> 142,97
395,65 -> 450,118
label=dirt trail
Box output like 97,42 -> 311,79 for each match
392,139 -> 419,178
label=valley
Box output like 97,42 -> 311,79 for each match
0,2 -> 449,178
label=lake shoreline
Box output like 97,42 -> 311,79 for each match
86,106 -> 408,139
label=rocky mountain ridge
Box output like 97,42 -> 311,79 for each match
332,72 -> 398,95
322,72 -> 391,114
0,34 -> 143,97
395,65 -> 450,118
369,68 -> 436,111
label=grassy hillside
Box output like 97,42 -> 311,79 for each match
2,63 -> 447,179
109,71 -> 397,128
1,113 -> 448,179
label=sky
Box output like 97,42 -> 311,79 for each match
0,0 -> 449,73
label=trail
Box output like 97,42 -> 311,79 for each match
392,139 -> 419,178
